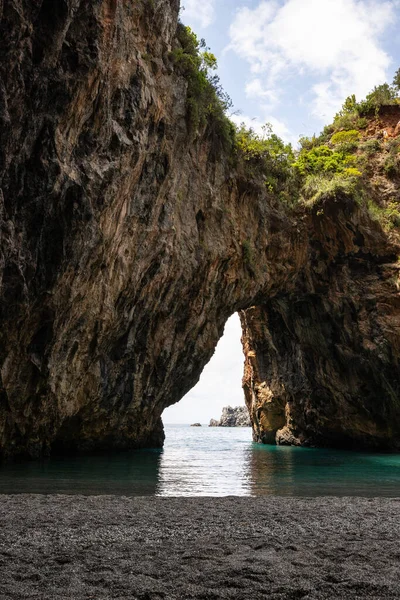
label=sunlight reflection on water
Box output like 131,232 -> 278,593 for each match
0,425 -> 399,496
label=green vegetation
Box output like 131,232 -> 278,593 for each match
394,68 -> 400,92
242,240 -> 254,271
302,172 -> 362,206
322,79 -> 399,138
282,69 -> 399,211
360,139 -> 381,155
171,24 -> 235,150
335,141 -> 359,154
362,84 -> 398,112
330,130 -> 360,145
230,71 -> 399,210
235,123 -> 292,162
387,139 -> 400,155
236,123 -> 294,179
332,82 -> 399,129
172,25 -> 296,198
291,71 -> 400,218
235,123 -> 301,204
295,138 -> 362,207
382,140 -> 400,179
293,145 -> 357,176
384,155 -> 399,179
368,200 -> 400,229
298,134 -> 323,151
172,23 -> 399,223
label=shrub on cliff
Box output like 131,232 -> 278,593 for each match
333,83 -> 399,125
360,139 -> 381,155
302,172 -> 362,206
367,200 -> 400,229
293,145 -> 357,176
394,68 -> 400,92
334,141 -> 359,154
381,140 -> 400,179
383,155 -> 400,179
235,123 -> 299,201
362,84 -> 398,112
294,76 -> 400,218
236,123 -> 293,164
332,95 -> 363,131
330,130 -> 360,146
298,134 -> 322,151
171,24 -> 234,151
330,130 -> 360,155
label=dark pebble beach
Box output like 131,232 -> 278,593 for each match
0,496 -> 399,599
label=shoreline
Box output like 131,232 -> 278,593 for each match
0,495 -> 399,599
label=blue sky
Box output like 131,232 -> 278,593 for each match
163,0 -> 400,424
179,0 -> 400,143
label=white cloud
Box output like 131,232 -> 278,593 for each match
267,116 -> 296,143
229,0 -> 396,121
245,79 -> 279,111
182,0 -> 215,28
230,113 -> 296,144
229,113 -> 267,136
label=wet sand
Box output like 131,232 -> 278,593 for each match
0,496 -> 399,599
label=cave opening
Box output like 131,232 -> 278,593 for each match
162,313 -> 248,428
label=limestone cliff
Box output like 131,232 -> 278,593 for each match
0,0 -> 399,458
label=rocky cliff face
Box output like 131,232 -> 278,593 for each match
241,195 -> 400,450
209,406 -> 251,427
240,109 -> 400,451
0,0 -> 304,458
0,0 -> 399,458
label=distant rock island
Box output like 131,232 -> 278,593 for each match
190,423 -> 202,427
209,406 -> 251,427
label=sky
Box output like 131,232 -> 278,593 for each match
178,0 -> 400,143
163,0 -> 400,424
162,314 -> 245,423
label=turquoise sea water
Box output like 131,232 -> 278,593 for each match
1,424 -> 400,496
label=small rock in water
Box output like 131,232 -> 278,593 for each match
190,423 -> 202,427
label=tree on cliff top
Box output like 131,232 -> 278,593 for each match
393,68 -> 400,92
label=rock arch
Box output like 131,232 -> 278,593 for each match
0,0 -> 399,458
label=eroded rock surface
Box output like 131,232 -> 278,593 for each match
0,0 -> 399,458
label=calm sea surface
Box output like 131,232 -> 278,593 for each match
1,424 -> 400,496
